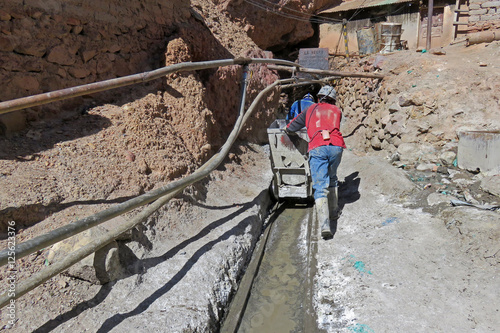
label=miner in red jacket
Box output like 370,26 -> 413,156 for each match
285,85 -> 345,239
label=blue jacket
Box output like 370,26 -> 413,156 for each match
286,96 -> 315,121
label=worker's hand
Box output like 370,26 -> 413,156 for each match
284,128 -> 296,136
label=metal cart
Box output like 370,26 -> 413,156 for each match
267,119 -> 313,201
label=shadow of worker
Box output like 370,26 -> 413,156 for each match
330,171 -> 361,237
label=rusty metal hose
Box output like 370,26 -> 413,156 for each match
0,58 -> 298,115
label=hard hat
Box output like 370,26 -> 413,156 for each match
303,93 -> 314,101
317,85 -> 337,101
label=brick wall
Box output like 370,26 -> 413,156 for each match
467,0 -> 500,31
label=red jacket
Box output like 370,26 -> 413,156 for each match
287,102 -> 346,152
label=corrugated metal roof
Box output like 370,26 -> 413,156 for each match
319,0 -> 414,14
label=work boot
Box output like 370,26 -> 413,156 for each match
315,197 -> 332,239
328,187 -> 340,220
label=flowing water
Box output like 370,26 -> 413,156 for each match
235,204 -> 322,333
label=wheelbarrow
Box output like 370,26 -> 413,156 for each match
267,119 -> 313,201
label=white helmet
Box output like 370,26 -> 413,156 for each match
317,85 -> 337,101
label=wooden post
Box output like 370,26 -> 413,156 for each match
343,19 -> 350,60
426,0 -> 434,50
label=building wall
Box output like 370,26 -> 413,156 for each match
319,11 -> 422,55
417,5 -> 456,49
468,0 -> 500,32
317,2 -> 497,54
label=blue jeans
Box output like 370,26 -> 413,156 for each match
309,145 -> 343,200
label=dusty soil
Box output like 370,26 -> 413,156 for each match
0,17 -> 499,333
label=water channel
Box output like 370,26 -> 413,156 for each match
222,203 -> 324,332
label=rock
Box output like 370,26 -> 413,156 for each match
430,48 -> 446,55
388,102 -> 401,113
0,36 -> 15,52
463,190 -> 480,205
427,192 -> 450,206
397,142 -> 420,162
108,44 -> 121,53
125,151 -> 136,162
10,75 -> 39,94
137,159 -> 151,175
398,94 -> 413,107
381,114 -> 391,126
439,151 -> 456,166
371,136 -> 382,149
46,227 -> 127,284
72,25 -> 83,35
436,166 -> 448,175
66,17 -> 81,26
480,175 -> 500,197
14,43 -> 46,57
82,50 -> 97,63
386,122 -> 404,136
416,163 -> 436,171
68,66 -> 92,79
47,45 -> 76,65
417,122 -> 430,133
0,9 -> 11,21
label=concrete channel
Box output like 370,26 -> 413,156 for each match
221,202 -> 324,333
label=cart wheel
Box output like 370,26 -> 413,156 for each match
269,177 -> 279,202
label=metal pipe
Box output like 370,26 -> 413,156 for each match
279,77 -> 339,90
0,64 -> 254,266
0,65 -> 253,308
0,78 -> 324,307
268,65 -> 384,79
0,189 -> 181,309
426,0 -> 434,51
0,58 -> 299,115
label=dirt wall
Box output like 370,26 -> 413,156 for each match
0,0 -> 191,133
219,0 -> 340,51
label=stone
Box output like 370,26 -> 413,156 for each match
68,66 -> 92,79
417,122 -> 431,133
416,163 -> 436,171
72,25 -> 83,35
427,192 -> 451,206
47,45 -> 76,65
108,44 -> 121,53
0,10 -> 11,21
386,122 -> 404,136
0,36 -> 15,52
480,175 -> 500,197
388,102 -> 401,113
378,129 -> 385,140
398,94 -> 412,107
397,142 -> 421,162
14,43 -> 46,57
11,75 -> 39,92
66,17 -> 80,25
439,151 -> 456,166
381,114 -> 391,126
371,136 -> 382,149
46,227 -> 127,285
82,49 -> 97,63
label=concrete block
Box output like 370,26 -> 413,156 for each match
457,130 -> 500,174
482,1 -> 500,7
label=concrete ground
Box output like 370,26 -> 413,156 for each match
315,150 -> 499,332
